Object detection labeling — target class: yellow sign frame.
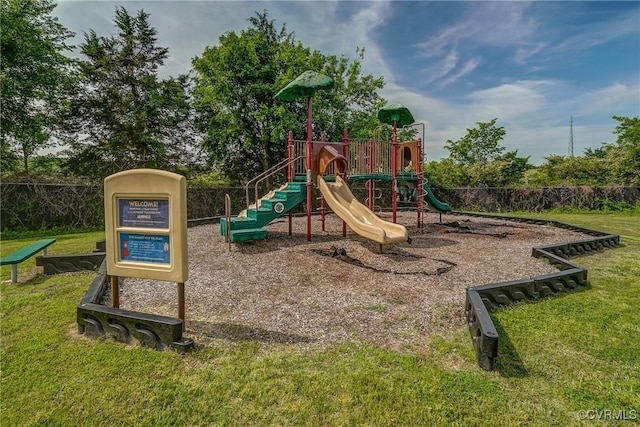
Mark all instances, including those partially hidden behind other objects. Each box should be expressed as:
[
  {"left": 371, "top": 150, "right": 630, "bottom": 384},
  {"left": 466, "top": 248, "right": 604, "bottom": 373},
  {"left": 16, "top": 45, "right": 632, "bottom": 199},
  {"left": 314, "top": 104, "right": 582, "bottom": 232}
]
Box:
[{"left": 104, "top": 169, "right": 188, "bottom": 282}]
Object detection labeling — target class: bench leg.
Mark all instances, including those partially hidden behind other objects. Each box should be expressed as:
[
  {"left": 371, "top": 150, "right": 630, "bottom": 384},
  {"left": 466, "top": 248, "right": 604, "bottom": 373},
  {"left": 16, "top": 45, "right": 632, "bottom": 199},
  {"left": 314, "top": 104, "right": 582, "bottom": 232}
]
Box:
[{"left": 11, "top": 265, "right": 18, "bottom": 283}]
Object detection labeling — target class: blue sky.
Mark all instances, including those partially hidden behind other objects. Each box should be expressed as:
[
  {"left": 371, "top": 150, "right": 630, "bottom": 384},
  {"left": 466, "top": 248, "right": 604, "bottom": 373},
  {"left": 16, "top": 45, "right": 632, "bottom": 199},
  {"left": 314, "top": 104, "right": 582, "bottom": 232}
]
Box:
[{"left": 52, "top": 1, "right": 639, "bottom": 164}]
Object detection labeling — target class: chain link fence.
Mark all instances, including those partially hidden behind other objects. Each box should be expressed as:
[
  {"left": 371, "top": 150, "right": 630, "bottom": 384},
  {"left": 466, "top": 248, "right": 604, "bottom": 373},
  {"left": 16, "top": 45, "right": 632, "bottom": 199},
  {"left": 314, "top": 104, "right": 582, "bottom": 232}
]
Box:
[{"left": 1, "top": 182, "right": 638, "bottom": 231}]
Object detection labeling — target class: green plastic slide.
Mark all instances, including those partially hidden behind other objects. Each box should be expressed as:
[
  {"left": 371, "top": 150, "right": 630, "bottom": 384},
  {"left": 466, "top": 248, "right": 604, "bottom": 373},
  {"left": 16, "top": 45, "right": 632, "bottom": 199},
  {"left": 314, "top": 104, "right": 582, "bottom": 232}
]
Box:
[{"left": 422, "top": 182, "right": 452, "bottom": 212}]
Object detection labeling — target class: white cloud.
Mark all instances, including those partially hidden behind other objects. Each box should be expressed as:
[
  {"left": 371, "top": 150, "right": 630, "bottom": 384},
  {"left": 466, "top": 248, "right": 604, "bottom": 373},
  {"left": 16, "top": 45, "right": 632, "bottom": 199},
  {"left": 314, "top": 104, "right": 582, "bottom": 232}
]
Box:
[
  {"left": 413, "top": 2, "right": 540, "bottom": 86},
  {"left": 416, "top": 24, "right": 467, "bottom": 58},
  {"left": 513, "top": 42, "right": 548, "bottom": 66},
  {"left": 572, "top": 83, "right": 640, "bottom": 117},
  {"left": 436, "top": 57, "right": 481, "bottom": 89},
  {"left": 416, "top": 2, "right": 538, "bottom": 53},
  {"left": 50, "top": 1, "right": 638, "bottom": 166},
  {"left": 551, "top": 9, "right": 640, "bottom": 55},
  {"left": 422, "top": 49, "right": 459, "bottom": 85},
  {"left": 344, "top": 72, "right": 585, "bottom": 163},
  {"left": 468, "top": 80, "right": 561, "bottom": 120},
  {"left": 320, "top": 1, "right": 394, "bottom": 82},
  {"left": 464, "top": 2, "right": 539, "bottom": 47}
]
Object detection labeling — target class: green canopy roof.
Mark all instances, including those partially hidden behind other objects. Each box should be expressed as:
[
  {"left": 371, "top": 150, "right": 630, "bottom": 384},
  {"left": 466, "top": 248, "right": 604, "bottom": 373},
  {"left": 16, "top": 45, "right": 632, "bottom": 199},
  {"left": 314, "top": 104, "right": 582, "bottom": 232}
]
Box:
[
  {"left": 274, "top": 70, "right": 334, "bottom": 101},
  {"left": 377, "top": 103, "right": 415, "bottom": 127}
]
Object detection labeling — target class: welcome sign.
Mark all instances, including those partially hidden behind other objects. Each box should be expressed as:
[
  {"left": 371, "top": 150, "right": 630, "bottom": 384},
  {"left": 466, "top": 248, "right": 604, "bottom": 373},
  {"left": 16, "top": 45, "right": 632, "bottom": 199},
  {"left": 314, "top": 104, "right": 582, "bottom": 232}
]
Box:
[
  {"left": 104, "top": 169, "right": 188, "bottom": 282},
  {"left": 118, "top": 199, "right": 170, "bottom": 229}
]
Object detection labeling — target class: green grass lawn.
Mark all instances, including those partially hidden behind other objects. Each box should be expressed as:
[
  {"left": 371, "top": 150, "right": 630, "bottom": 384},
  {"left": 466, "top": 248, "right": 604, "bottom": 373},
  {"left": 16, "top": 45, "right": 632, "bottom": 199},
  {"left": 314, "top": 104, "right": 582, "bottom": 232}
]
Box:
[{"left": 1, "top": 214, "right": 639, "bottom": 426}]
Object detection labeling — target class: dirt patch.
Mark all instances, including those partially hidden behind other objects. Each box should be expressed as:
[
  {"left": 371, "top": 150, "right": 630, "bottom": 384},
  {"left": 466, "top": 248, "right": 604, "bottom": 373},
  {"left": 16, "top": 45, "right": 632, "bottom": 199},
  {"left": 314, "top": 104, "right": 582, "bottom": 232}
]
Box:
[
  {"left": 111, "top": 212, "right": 587, "bottom": 353},
  {"left": 311, "top": 246, "right": 456, "bottom": 276}
]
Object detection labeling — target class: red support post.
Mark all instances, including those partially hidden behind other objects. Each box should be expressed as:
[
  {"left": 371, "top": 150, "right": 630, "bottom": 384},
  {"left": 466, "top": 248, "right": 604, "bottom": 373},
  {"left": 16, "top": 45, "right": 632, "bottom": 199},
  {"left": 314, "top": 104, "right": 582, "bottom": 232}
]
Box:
[
  {"left": 342, "top": 129, "right": 348, "bottom": 237},
  {"left": 368, "top": 139, "right": 374, "bottom": 210},
  {"left": 320, "top": 133, "right": 326, "bottom": 231},
  {"left": 306, "top": 97, "right": 313, "bottom": 242},
  {"left": 288, "top": 130, "right": 294, "bottom": 235},
  {"left": 287, "top": 130, "right": 293, "bottom": 182},
  {"left": 392, "top": 121, "right": 398, "bottom": 223},
  {"left": 416, "top": 138, "right": 423, "bottom": 228},
  {"left": 342, "top": 129, "right": 349, "bottom": 165}
]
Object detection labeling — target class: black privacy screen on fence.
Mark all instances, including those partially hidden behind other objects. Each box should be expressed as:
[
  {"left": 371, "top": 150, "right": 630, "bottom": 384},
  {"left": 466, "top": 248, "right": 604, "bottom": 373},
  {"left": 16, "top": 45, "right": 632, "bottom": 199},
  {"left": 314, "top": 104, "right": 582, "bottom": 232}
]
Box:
[
  {"left": 440, "top": 186, "right": 640, "bottom": 212},
  {"left": 1, "top": 182, "right": 638, "bottom": 231}
]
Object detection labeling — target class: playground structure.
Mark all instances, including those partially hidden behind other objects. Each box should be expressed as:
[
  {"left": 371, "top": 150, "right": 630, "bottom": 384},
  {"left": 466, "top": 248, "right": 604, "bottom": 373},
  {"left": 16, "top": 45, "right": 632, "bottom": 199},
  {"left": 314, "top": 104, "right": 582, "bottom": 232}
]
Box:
[{"left": 220, "top": 125, "right": 452, "bottom": 246}]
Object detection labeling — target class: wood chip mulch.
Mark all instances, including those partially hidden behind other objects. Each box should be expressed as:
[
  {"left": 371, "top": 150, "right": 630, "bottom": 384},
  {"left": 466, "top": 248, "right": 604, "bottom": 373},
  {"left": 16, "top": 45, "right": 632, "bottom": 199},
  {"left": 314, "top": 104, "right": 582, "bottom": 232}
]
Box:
[{"left": 112, "top": 212, "right": 588, "bottom": 353}]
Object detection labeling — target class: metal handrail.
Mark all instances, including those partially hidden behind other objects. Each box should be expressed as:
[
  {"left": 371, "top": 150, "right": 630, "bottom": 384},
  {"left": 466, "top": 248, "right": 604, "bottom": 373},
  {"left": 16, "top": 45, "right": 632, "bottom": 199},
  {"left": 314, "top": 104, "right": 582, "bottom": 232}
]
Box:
[
  {"left": 244, "top": 156, "right": 305, "bottom": 208},
  {"left": 244, "top": 157, "right": 292, "bottom": 208},
  {"left": 253, "top": 156, "right": 305, "bottom": 209},
  {"left": 224, "top": 194, "right": 231, "bottom": 250}
]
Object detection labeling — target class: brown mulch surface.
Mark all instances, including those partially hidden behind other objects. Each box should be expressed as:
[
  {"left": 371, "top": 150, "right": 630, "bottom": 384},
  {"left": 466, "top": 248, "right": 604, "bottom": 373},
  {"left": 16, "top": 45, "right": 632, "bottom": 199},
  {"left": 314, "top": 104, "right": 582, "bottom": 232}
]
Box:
[{"left": 114, "top": 212, "right": 587, "bottom": 353}]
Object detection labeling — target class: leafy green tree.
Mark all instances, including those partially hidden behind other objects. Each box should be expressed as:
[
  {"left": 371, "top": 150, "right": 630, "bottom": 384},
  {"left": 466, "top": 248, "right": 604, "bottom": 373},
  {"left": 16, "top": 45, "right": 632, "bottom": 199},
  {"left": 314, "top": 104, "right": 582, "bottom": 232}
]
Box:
[
  {"left": 532, "top": 116, "right": 640, "bottom": 187},
  {"left": 424, "top": 158, "right": 469, "bottom": 189},
  {"left": 496, "top": 151, "right": 532, "bottom": 184},
  {"left": 192, "top": 11, "right": 385, "bottom": 183},
  {"left": 444, "top": 118, "right": 506, "bottom": 165},
  {"left": 63, "top": 6, "right": 194, "bottom": 180},
  {"left": 607, "top": 115, "right": 640, "bottom": 185},
  {"left": 1, "top": 0, "right": 76, "bottom": 174},
  {"left": 524, "top": 155, "right": 611, "bottom": 187},
  {"left": 583, "top": 145, "right": 611, "bottom": 159},
  {"left": 466, "top": 152, "right": 531, "bottom": 187},
  {"left": 437, "top": 118, "right": 531, "bottom": 187},
  {"left": 0, "top": 141, "right": 19, "bottom": 173}
]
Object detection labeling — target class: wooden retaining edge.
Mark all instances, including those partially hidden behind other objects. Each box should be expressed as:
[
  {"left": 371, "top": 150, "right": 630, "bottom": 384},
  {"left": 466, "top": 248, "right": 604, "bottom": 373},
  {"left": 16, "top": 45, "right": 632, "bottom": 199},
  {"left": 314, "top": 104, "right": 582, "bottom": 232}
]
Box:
[
  {"left": 76, "top": 260, "right": 194, "bottom": 352},
  {"left": 76, "top": 212, "right": 619, "bottom": 361}
]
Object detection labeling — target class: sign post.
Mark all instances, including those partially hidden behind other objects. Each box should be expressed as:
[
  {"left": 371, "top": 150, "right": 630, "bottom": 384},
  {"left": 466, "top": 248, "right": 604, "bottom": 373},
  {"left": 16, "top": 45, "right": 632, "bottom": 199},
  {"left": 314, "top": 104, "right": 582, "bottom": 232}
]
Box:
[{"left": 104, "top": 169, "right": 188, "bottom": 330}]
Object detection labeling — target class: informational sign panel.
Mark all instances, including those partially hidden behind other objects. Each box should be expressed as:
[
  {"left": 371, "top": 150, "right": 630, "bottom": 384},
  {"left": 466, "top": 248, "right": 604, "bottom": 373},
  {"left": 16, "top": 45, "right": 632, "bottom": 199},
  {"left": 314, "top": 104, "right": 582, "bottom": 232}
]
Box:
[
  {"left": 119, "top": 232, "right": 171, "bottom": 264},
  {"left": 118, "top": 199, "right": 170, "bottom": 229},
  {"left": 104, "top": 169, "right": 188, "bottom": 282}
]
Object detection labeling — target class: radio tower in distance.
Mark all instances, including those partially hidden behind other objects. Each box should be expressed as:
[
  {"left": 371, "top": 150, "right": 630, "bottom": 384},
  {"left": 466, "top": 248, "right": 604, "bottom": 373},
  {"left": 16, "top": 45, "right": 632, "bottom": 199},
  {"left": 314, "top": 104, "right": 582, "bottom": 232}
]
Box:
[{"left": 569, "top": 116, "right": 574, "bottom": 157}]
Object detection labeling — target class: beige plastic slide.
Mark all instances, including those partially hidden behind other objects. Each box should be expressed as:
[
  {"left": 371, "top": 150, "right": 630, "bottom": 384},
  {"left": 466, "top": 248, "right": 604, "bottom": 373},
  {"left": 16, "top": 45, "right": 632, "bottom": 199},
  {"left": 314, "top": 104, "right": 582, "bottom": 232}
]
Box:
[{"left": 318, "top": 175, "right": 408, "bottom": 245}]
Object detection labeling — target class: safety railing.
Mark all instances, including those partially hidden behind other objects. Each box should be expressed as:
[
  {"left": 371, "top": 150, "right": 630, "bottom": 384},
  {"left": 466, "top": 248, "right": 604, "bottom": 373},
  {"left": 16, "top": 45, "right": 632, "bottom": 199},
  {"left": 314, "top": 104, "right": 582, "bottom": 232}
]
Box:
[
  {"left": 364, "top": 185, "right": 384, "bottom": 214},
  {"left": 244, "top": 156, "right": 304, "bottom": 209},
  {"left": 224, "top": 193, "right": 231, "bottom": 250}
]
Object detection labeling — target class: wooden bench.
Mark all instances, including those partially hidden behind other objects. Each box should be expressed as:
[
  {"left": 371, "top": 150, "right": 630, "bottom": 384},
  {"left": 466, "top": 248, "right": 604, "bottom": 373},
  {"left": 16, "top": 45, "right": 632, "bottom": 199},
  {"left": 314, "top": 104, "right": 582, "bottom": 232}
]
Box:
[{"left": 1, "top": 238, "right": 56, "bottom": 283}]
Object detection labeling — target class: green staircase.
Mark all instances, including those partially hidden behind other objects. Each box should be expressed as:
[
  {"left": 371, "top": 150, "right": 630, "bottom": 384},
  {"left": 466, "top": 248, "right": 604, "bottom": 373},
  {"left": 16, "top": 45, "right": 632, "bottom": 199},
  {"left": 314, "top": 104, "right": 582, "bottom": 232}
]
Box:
[{"left": 220, "top": 182, "right": 306, "bottom": 242}]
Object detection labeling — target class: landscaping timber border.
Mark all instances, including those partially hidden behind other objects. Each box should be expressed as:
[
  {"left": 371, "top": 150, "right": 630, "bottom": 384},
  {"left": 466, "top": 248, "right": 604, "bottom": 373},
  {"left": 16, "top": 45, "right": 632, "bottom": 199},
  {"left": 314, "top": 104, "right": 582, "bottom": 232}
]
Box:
[
  {"left": 73, "top": 214, "right": 619, "bottom": 360},
  {"left": 76, "top": 260, "right": 194, "bottom": 352},
  {"left": 37, "top": 252, "right": 106, "bottom": 275},
  {"left": 73, "top": 221, "right": 213, "bottom": 351},
  {"left": 455, "top": 211, "right": 620, "bottom": 371}
]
